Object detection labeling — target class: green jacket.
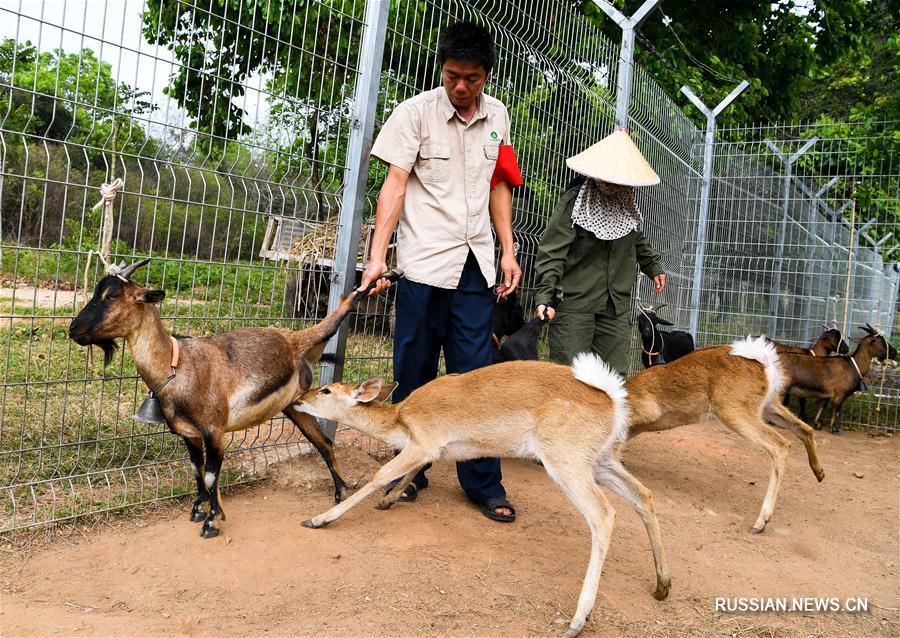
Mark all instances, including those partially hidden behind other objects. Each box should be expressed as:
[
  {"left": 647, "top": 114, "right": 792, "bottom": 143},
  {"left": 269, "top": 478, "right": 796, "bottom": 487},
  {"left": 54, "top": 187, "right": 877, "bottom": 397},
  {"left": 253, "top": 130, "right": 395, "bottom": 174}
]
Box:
[{"left": 534, "top": 182, "right": 664, "bottom": 315}]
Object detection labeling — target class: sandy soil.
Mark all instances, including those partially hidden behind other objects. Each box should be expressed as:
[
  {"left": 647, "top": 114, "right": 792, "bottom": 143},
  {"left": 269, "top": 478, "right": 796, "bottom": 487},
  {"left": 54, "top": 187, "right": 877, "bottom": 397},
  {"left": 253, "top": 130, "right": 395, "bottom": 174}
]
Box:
[{"left": 1, "top": 424, "right": 898, "bottom": 637}]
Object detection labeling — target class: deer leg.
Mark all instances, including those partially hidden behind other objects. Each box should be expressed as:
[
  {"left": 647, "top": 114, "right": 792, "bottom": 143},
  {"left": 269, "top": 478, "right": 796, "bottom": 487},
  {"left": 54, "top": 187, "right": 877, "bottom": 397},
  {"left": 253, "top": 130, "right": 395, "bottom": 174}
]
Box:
[
  {"left": 764, "top": 402, "right": 825, "bottom": 482},
  {"left": 377, "top": 465, "right": 427, "bottom": 510},
  {"left": 541, "top": 458, "right": 615, "bottom": 638},
  {"left": 303, "top": 446, "right": 429, "bottom": 529},
  {"left": 200, "top": 429, "right": 227, "bottom": 539},
  {"left": 283, "top": 405, "right": 347, "bottom": 503},
  {"left": 594, "top": 455, "right": 671, "bottom": 601},
  {"left": 183, "top": 435, "right": 210, "bottom": 522},
  {"left": 719, "top": 415, "right": 789, "bottom": 534}
]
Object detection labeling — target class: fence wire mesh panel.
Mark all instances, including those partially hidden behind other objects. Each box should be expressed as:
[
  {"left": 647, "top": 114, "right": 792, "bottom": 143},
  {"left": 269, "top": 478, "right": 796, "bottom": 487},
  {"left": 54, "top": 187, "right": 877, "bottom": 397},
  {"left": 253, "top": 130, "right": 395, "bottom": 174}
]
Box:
[
  {"left": 696, "top": 121, "right": 898, "bottom": 432},
  {"left": 0, "top": 0, "right": 897, "bottom": 533},
  {"left": 0, "top": 0, "right": 370, "bottom": 532}
]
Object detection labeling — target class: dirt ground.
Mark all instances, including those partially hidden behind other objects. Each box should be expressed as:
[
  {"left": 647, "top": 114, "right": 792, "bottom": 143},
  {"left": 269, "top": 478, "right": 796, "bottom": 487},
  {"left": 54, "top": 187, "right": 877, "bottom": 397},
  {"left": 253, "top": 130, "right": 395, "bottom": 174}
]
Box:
[{"left": 1, "top": 424, "right": 898, "bottom": 638}]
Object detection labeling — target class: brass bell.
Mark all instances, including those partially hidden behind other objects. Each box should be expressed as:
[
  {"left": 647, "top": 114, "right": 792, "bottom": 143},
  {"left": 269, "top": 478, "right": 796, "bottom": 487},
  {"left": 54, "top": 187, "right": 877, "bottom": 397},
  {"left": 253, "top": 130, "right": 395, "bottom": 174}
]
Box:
[{"left": 133, "top": 391, "right": 167, "bottom": 425}]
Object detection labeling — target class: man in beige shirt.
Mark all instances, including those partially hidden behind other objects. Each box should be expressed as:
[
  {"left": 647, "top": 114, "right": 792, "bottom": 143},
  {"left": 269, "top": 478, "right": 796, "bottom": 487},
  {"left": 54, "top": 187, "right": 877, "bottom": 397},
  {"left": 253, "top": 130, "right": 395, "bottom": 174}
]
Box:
[{"left": 359, "top": 21, "right": 521, "bottom": 522}]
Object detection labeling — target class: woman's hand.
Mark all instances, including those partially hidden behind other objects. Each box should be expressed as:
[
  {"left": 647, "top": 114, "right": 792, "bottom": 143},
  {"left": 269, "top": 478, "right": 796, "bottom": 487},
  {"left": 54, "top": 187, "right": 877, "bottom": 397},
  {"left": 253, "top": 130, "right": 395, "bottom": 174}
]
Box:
[
  {"left": 537, "top": 304, "right": 556, "bottom": 321},
  {"left": 653, "top": 273, "right": 667, "bottom": 294}
]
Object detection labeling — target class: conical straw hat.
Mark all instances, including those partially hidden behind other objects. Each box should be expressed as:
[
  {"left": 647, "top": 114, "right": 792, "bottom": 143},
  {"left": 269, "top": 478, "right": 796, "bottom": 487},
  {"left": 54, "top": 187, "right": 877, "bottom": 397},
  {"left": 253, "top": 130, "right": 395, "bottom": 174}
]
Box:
[{"left": 566, "top": 129, "right": 660, "bottom": 186}]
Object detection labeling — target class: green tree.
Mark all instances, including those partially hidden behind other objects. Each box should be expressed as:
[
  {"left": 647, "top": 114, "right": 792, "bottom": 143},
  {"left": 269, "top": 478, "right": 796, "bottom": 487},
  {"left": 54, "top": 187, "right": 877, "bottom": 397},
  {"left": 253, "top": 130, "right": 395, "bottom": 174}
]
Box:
[
  {"left": 0, "top": 38, "right": 156, "bottom": 163},
  {"left": 579, "top": 0, "right": 866, "bottom": 127}
]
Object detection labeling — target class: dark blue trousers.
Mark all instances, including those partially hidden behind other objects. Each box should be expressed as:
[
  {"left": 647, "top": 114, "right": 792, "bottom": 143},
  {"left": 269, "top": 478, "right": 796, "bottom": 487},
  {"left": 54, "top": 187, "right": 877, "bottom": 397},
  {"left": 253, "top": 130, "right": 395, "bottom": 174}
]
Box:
[{"left": 392, "top": 251, "right": 506, "bottom": 505}]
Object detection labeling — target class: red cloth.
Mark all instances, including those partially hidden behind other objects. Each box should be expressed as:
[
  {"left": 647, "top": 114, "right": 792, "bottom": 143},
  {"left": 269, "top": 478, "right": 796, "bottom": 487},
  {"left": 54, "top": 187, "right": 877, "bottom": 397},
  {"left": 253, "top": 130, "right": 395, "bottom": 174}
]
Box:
[{"left": 490, "top": 144, "right": 524, "bottom": 190}]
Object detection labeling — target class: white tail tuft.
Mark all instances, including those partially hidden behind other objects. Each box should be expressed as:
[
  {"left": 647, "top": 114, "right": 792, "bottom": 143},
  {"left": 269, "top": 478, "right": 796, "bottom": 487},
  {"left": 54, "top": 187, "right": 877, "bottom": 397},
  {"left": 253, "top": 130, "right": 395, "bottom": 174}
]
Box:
[
  {"left": 571, "top": 352, "right": 630, "bottom": 445},
  {"left": 729, "top": 336, "right": 785, "bottom": 402}
]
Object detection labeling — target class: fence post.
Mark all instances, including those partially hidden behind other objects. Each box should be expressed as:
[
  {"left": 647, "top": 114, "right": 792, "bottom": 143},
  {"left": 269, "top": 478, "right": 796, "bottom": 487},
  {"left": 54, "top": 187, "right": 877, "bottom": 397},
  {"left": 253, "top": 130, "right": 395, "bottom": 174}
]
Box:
[
  {"left": 680, "top": 81, "right": 748, "bottom": 337},
  {"left": 764, "top": 137, "right": 817, "bottom": 338},
  {"left": 844, "top": 217, "right": 876, "bottom": 335},
  {"left": 593, "top": 0, "right": 660, "bottom": 129},
  {"left": 317, "top": 0, "right": 389, "bottom": 439},
  {"left": 794, "top": 175, "right": 839, "bottom": 341}
]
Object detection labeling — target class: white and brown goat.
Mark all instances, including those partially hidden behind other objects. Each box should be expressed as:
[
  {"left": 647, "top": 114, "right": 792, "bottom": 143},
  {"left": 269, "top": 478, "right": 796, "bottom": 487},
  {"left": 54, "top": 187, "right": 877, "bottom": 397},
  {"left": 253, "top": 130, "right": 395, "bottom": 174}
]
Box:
[
  {"left": 69, "top": 258, "right": 384, "bottom": 538},
  {"left": 626, "top": 337, "right": 826, "bottom": 534},
  {"left": 780, "top": 324, "right": 897, "bottom": 434},
  {"left": 294, "top": 356, "right": 671, "bottom": 638}
]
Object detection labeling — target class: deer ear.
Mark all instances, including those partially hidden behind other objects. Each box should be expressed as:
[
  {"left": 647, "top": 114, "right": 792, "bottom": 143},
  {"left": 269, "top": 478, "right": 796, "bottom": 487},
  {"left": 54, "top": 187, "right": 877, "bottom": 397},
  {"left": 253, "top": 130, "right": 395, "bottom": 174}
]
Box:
[
  {"left": 351, "top": 378, "right": 383, "bottom": 403},
  {"left": 136, "top": 289, "right": 165, "bottom": 304},
  {"left": 375, "top": 381, "right": 399, "bottom": 403}
]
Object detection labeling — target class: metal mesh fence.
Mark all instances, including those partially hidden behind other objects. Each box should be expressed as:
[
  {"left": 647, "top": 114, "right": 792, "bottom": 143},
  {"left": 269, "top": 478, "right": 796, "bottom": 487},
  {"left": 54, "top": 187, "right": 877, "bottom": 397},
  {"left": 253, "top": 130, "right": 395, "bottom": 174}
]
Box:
[{"left": 0, "top": 0, "right": 896, "bottom": 532}]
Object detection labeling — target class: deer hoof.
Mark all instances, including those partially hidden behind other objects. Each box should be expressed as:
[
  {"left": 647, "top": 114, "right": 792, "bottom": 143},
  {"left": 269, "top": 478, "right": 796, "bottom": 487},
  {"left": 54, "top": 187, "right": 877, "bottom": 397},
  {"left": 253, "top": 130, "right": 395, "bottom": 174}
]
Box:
[{"left": 654, "top": 579, "right": 671, "bottom": 601}]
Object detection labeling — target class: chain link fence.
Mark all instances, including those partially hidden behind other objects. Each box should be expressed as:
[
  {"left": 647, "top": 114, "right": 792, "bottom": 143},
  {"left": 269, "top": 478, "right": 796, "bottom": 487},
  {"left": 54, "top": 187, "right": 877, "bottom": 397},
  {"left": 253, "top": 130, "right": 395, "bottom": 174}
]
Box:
[{"left": 0, "top": 0, "right": 896, "bottom": 533}]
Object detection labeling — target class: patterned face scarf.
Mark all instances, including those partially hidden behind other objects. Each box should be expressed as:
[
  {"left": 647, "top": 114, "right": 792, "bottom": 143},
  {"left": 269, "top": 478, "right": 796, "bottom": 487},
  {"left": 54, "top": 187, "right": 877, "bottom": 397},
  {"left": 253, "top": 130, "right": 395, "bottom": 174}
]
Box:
[{"left": 571, "top": 179, "right": 643, "bottom": 240}]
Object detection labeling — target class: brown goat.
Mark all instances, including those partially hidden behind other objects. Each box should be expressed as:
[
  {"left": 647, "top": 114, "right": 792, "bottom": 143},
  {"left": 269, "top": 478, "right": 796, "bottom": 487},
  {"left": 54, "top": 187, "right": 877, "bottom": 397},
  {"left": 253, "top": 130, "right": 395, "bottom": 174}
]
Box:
[
  {"left": 769, "top": 327, "right": 850, "bottom": 420},
  {"left": 69, "top": 258, "right": 390, "bottom": 538},
  {"left": 293, "top": 355, "right": 671, "bottom": 638},
  {"left": 780, "top": 325, "right": 897, "bottom": 434},
  {"left": 626, "top": 337, "right": 825, "bottom": 534}
]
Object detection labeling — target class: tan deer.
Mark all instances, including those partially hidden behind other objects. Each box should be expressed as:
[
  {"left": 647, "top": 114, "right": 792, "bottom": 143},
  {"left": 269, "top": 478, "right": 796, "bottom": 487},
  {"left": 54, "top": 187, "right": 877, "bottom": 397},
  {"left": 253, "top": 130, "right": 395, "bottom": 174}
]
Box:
[
  {"left": 293, "top": 354, "right": 671, "bottom": 638},
  {"left": 625, "top": 336, "right": 826, "bottom": 534}
]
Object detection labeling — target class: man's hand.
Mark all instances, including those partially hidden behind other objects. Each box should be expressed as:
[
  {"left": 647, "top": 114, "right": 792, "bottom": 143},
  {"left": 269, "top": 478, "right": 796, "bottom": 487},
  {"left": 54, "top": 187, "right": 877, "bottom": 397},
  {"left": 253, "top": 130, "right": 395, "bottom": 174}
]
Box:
[
  {"left": 653, "top": 273, "right": 667, "bottom": 294},
  {"left": 495, "top": 252, "right": 521, "bottom": 298},
  {"left": 536, "top": 304, "right": 556, "bottom": 321},
  {"left": 359, "top": 260, "right": 392, "bottom": 296}
]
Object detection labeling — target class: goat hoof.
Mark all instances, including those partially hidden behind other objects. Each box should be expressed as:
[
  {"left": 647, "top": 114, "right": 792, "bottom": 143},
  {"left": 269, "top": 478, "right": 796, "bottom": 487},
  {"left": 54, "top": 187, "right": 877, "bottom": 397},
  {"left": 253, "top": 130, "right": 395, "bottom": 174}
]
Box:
[
  {"left": 654, "top": 579, "right": 671, "bottom": 601},
  {"left": 830, "top": 429, "right": 841, "bottom": 435},
  {"left": 750, "top": 525, "right": 765, "bottom": 534},
  {"left": 564, "top": 622, "right": 584, "bottom": 638},
  {"left": 190, "top": 510, "right": 205, "bottom": 523},
  {"left": 812, "top": 423, "right": 822, "bottom": 430},
  {"left": 302, "top": 519, "right": 320, "bottom": 529},
  {"left": 334, "top": 488, "right": 347, "bottom": 504},
  {"left": 814, "top": 468, "right": 825, "bottom": 482},
  {"left": 375, "top": 499, "right": 393, "bottom": 510},
  {"left": 200, "top": 524, "right": 219, "bottom": 539}
]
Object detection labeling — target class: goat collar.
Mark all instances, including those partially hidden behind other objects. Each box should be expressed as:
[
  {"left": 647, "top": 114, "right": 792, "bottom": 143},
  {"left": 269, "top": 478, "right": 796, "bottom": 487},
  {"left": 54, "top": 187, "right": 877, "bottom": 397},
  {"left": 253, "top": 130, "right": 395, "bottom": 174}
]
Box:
[
  {"left": 149, "top": 337, "right": 179, "bottom": 396},
  {"left": 169, "top": 336, "right": 180, "bottom": 368},
  {"left": 642, "top": 346, "right": 661, "bottom": 356},
  {"left": 847, "top": 354, "right": 863, "bottom": 381}
]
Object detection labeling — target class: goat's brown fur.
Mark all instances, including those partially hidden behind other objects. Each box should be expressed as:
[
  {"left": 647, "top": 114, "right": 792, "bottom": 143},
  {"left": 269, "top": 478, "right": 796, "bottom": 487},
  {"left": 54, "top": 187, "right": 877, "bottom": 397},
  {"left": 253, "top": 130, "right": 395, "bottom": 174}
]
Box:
[
  {"left": 626, "top": 343, "right": 825, "bottom": 534},
  {"left": 69, "top": 261, "right": 365, "bottom": 537},
  {"left": 294, "top": 358, "right": 671, "bottom": 638},
  {"left": 781, "top": 329, "right": 896, "bottom": 433}
]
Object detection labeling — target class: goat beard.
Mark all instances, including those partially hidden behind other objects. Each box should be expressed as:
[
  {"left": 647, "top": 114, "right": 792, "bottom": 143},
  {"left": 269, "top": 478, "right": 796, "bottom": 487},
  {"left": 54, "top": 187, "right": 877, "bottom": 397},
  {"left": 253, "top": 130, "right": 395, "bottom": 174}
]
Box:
[{"left": 93, "top": 340, "right": 119, "bottom": 367}]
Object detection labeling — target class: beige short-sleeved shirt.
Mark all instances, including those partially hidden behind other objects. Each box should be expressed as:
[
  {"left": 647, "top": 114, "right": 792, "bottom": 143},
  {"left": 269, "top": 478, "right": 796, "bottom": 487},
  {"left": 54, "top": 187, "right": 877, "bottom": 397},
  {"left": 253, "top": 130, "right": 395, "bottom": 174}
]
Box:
[{"left": 370, "top": 87, "right": 511, "bottom": 289}]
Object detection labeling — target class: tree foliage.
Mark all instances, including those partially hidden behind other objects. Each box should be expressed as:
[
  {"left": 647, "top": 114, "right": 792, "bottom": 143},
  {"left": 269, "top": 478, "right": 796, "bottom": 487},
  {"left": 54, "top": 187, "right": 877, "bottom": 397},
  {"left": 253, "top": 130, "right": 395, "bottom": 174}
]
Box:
[
  {"left": 579, "top": 0, "right": 866, "bottom": 127},
  {"left": 0, "top": 38, "right": 156, "bottom": 162}
]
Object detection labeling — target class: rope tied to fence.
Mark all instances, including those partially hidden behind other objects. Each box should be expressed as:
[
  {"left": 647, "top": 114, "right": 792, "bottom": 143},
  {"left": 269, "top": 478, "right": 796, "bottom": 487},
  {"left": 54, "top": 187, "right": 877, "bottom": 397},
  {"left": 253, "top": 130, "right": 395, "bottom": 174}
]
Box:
[{"left": 82, "top": 178, "right": 126, "bottom": 303}]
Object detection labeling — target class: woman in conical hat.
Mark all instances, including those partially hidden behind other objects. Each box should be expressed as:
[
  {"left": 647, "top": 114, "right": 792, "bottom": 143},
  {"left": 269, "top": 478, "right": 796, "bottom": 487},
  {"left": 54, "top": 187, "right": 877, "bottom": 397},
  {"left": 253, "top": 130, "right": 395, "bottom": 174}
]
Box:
[{"left": 533, "top": 129, "right": 667, "bottom": 376}]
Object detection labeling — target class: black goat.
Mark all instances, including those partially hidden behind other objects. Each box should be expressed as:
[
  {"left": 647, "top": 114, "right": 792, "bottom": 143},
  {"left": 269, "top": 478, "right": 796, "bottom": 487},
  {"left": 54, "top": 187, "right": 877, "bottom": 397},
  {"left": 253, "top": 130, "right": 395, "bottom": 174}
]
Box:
[
  {"left": 636, "top": 304, "right": 695, "bottom": 368},
  {"left": 492, "top": 288, "right": 563, "bottom": 364}
]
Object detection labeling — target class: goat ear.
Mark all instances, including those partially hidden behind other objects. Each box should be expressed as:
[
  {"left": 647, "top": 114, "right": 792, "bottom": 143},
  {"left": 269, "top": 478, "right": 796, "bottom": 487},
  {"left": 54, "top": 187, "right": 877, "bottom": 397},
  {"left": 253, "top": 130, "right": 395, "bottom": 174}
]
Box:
[
  {"left": 375, "top": 381, "right": 399, "bottom": 403},
  {"left": 351, "top": 378, "right": 383, "bottom": 403},
  {"left": 656, "top": 317, "right": 674, "bottom": 327},
  {"left": 136, "top": 289, "right": 165, "bottom": 305}
]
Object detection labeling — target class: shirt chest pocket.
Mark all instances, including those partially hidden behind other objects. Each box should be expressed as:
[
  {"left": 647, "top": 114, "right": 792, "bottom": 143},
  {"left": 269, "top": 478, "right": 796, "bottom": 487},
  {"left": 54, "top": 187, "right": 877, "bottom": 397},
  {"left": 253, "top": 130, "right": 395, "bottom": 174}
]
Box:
[
  {"left": 483, "top": 144, "right": 499, "bottom": 182},
  {"left": 415, "top": 143, "right": 451, "bottom": 183}
]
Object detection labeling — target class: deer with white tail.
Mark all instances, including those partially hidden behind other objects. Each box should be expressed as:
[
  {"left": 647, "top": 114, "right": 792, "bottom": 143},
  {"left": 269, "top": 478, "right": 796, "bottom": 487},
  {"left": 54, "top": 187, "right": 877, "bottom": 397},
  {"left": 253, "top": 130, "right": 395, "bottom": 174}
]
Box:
[
  {"left": 293, "top": 355, "right": 671, "bottom": 638},
  {"left": 626, "top": 336, "right": 826, "bottom": 534}
]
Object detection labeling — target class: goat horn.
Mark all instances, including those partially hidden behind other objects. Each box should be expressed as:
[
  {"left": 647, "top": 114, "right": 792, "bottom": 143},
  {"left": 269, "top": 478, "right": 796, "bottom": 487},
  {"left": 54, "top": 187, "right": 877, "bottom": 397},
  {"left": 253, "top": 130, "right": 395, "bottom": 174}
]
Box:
[
  {"left": 118, "top": 257, "right": 151, "bottom": 281},
  {"left": 655, "top": 303, "right": 668, "bottom": 311}
]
